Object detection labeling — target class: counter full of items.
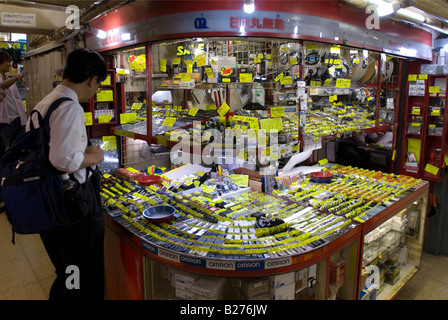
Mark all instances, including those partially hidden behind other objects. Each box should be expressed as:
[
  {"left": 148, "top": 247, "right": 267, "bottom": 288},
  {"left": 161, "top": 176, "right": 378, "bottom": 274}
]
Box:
[{"left": 100, "top": 162, "right": 426, "bottom": 276}]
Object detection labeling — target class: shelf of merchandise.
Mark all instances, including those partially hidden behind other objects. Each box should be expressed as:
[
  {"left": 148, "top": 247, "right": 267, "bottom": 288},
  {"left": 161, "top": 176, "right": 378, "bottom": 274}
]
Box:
[
  {"left": 84, "top": 68, "right": 118, "bottom": 139},
  {"left": 399, "top": 74, "right": 448, "bottom": 182},
  {"left": 102, "top": 177, "right": 429, "bottom": 300},
  {"left": 108, "top": 40, "right": 398, "bottom": 156},
  {"left": 357, "top": 180, "right": 429, "bottom": 300}
]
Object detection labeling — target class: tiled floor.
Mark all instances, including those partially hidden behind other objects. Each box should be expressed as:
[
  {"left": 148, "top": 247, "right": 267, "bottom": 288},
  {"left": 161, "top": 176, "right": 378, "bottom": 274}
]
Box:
[
  {"left": 0, "top": 213, "right": 54, "bottom": 299},
  {"left": 1, "top": 212, "right": 447, "bottom": 300}
]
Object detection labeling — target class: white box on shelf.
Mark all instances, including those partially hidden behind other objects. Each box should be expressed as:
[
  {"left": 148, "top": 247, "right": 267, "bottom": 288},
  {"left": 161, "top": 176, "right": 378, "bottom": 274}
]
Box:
[
  {"left": 270, "top": 282, "right": 295, "bottom": 300},
  {"left": 269, "top": 272, "right": 295, "bottom": 288}
]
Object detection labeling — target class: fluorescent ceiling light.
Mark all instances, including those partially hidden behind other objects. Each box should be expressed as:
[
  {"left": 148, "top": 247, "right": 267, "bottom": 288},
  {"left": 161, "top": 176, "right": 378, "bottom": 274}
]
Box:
[
  {"left": 377, "top": 2, "right": 394, "bottom": 17},
  {"left": 96, "top": 29, "right": 107, "bottom": 39},
  {"left": 397, "top": 8, "right": 425, "bottom": 23},
  {"left": 422, "top": 23, "right": 448, "bottom": 35},
  {"left": 243, "top": 0, "right": 255, "bottom": 14}
]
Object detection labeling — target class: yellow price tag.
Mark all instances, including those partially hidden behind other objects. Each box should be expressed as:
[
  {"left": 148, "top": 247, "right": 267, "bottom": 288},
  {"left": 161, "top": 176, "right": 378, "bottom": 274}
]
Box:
[
  {"left": 188, "top": 107, "right": 199, "bottom": 117},
  {"left": 162, "top": 117, "right": 176, "bottom": 127},
  {"left": 271, "top": 107, "right": 284, "bottom": 118},
  {"left": 429, "top": 86, "right": 440, "bottom": 93},
  {"left": 98, "top": 114, "right": 113, "bottom": 123},
  {"left": 102, "top": 136, "right": 117, "bottom": 150},
  {"left": 131, "top": 103, "right": 143, "bottom": 110},
  {"left": 179, "top": 73, "right": 191, "bottom": 81},
  {"left": 274, "top": 72, "right": 284, "bottom": 82},
  {"left": 205, "top": 67, "right": 214, "bottom": 78},
  {"left": 120, "top": 113, "right": 137, "bottom": 124},
  {"left": 239, "top": 73, "right": 253, "bottom": 82},
  {"left": 84, "top": 112, "right": 93, "bottom": 126},
  {"left": 160, "top": 59, "right": 167, "bottom": 72},
  {"left": 217, "top": 102, "right": 230, "bottom": 117},
  {"left": 425, "top": 163, "right": 439, "bottom": 176},
  {"left": 96, "top": 90, "right": 114, "bottom": 102}
]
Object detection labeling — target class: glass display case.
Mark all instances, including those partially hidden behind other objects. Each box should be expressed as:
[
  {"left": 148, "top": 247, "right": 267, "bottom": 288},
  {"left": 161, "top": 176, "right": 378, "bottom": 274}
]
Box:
[
  {"left": 102, "top": 165, "right": 429, "bottom": 300},
  {"left": 359, "top": 191, "right": 427, "bottom": 300}
]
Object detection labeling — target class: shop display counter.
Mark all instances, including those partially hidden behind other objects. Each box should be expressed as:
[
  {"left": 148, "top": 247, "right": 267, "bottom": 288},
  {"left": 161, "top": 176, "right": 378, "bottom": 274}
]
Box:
[{"left": 102, "top": 168, "right": 429, "bottom": 300}]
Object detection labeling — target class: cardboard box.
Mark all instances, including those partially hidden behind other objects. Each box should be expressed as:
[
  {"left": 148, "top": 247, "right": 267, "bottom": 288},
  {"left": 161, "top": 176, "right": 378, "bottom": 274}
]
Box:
[
  {"left": 269, "top": 272, "right": 295, "bottom": 288},
  {"left": 175, "top": 287, "right": 195, "bottom": 300},
  {"left": 191, "top": 277, "right": 226, "bottom": 298},
  {"left": 295, "top": 268, "right": 308, "bottom": 293},
  {"left": 270, "top": 282, "right": 295, "bottom": 300}
]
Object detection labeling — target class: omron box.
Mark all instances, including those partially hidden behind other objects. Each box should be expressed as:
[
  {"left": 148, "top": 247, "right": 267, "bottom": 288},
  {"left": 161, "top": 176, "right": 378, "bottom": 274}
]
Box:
[
  {"left": 270, "top": 282, "right": 295, "bottom": 300},
  {"left": 269, "top": 272, "right": 295, "bottom": 288}
]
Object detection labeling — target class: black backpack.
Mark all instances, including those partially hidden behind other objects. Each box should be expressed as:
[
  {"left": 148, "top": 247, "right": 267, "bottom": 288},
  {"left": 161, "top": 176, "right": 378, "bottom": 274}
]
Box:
[{"left": 0, "top": 97, "right": 73, "bottom": 238}]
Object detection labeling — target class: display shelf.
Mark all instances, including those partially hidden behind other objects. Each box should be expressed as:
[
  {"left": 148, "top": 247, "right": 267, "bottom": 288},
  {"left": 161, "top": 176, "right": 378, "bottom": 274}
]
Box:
[
  {"left": 376, "top": 265, "right": 417, "bottom": 300},
  {"left": 358, "top": 181, "right": 428, "bottom": 300},
  {"left": 399, "top": 73, "right": 448, "bottom": 182},
  {"left": 83, "top": 68, "right": 118, "bottom": 139}
]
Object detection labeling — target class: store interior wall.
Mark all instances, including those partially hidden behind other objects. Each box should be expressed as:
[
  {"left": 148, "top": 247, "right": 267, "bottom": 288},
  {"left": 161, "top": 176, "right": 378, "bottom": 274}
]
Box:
[{"left": 23, "top": 48, "right": 68, "bottom": 113}]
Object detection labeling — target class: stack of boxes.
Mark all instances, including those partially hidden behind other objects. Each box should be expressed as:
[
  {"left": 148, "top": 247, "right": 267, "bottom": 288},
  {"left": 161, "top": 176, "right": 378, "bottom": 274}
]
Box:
[
  {"left": 269, "top": 265, "right": 316, "bottom": 300},
  {"left": 170, "top": 268, "right": 228, "bottom": 300}
]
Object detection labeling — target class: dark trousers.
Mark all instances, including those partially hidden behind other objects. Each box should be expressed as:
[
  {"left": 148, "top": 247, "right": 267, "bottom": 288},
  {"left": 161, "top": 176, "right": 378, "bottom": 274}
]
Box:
[
  {"left": 0, "top": 117, "right": 24, "bottom": 158},
  {"left": 39, "top": 178, "right": 105, "bottom": 300}
]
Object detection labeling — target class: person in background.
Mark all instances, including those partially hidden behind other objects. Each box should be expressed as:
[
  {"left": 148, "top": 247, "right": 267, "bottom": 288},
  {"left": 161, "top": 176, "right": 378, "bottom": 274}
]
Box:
[
  {"left": 27, "top": 48, "right": 106, "bottom": 300},
  {"left": 0, "top": 50, "right": 26, "bottom": 158}
]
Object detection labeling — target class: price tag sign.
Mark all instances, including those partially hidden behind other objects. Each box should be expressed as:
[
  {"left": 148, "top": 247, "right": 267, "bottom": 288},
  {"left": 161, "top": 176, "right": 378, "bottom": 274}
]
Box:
[
  {"left": 120, "top": 113, "right": 137, "bottom": 124},
  {"left": 114, "top": 129, "right": 134, "bottom": 139},
  {"left": 335, "top": 79, "right": 351, "bottom": 88},
  {"left": 408, "top": 74, "right": 417, "bottom": 81},
  {"left": 84, "top": 112, "right": 93, "bottom": 126},
  {"left": 179, "top": 73, "right": 191, "bottom": 81},
  {"left": 305, "top": 44, "right": 317, "bottom": 50},
  {"left": 271, "top": 107, "right": 284, "bottom": 118},
  {"left": 102, "top": 136, "right": 117, "bottom": 150},
  {"left": 429, "top": 86, "right": 440, "bottom": 93},
  {"left": 239, "top": 73, "right": 253, "bottom": 82},
  {"left": 131, "top": 103, "right": 143, "bottom": 110},
  {"left": 280, "top": 76, "right": 292, "bottom": 85},
  {"left": 173, "top": 57, "right": 181, "bottom": 65},
  {"left": 274, "top": 72, "right": 284, "bottom": 82},
  {"left": 160, "top": 59, "right": 167, "bottom": 72},
  {"left": 96, "top": 90, "right": 114, "bottom": 102},
  {"left": 188, "top": 107, "right": 199, "bottom": 117},
  {"left": 217, "top": 102, "right": 230, "bottom": 117},
  {"left": 196, "top": 53, "right": 206, "bottom": 67},
  {"left": 98, "top": 114, "right": 113, "bottom": 123},
  {"left": 425, "top": 163, "right": 439, "bottom": 176},
  {"left": 205, "top": 67, "right": 214, "bottom": 78},
  {"left": 162, "top": 117, "right": 176, "bottom": 127}
]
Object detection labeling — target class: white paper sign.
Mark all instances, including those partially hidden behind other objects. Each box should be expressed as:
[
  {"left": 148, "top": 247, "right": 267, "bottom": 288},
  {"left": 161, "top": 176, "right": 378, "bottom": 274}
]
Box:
[{"left": 1, "top": 12, "right": 36, "bottom": 27}]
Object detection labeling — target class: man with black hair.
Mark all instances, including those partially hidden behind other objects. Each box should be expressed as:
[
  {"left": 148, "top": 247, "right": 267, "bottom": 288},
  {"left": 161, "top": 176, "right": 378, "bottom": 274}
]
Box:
[{"left": 27, "top": 48, "right": 107, "bottom": 300}]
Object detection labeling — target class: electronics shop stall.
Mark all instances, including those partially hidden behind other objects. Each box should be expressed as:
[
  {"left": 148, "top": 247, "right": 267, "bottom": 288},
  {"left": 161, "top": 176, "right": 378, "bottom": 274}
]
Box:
[{"left": 84, "top": 0, "right": 433, "bottom": 300}]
